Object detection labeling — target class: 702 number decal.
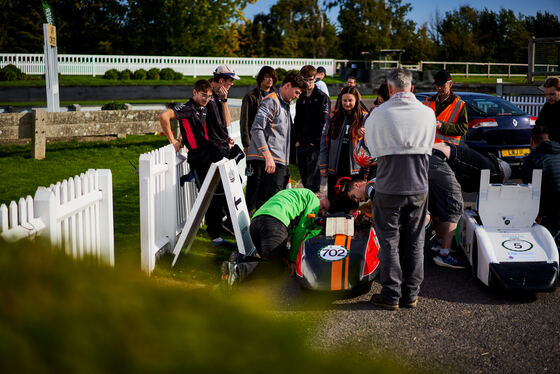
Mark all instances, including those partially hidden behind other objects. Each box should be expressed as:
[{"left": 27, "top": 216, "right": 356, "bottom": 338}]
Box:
[{"left": 318, "top": 245, "right": 349, "bottom": 262}]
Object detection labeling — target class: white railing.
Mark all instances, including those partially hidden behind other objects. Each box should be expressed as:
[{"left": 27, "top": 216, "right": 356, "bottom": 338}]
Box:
[
  {"left": 0, "top": 169, "right": 114, "bottom": 265},
  {"left": 0, "top": 53, "right": 336, "bottom": 77},
  {"left": 139, "top": 145, "right": 198, "bottom": 274},
  {"left": 502, "top": 95, "right": 545, "bottom": 116},
  {"left": 420, "top": 61, "right": 559, "bottom": 78}
]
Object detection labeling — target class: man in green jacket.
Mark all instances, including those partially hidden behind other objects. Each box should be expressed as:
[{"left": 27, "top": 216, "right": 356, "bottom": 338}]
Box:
[{"left": 222, "top": 188, "right": 329, "bottom": 285}]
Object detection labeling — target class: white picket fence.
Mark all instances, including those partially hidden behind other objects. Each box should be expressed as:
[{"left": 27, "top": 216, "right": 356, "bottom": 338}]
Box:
[
  {"left": 139, "top": 145, "right": 198, "bottom": 274},
  {"left": 502, "top": 95, "right": 546, "bottom": 116},
  {"left": 0, "top": 53, "right": 336, "bottom": 77},
  {"left": 139, "top": 119, "right": 246, "bottom": 273},
  {"left": 0, "top": 169, "right": 114, "bottom": 265}
]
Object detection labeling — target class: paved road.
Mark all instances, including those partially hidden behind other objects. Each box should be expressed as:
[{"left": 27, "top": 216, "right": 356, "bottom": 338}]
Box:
[{"left": 266, "top": 253, "right": 559, "bottom": 373}]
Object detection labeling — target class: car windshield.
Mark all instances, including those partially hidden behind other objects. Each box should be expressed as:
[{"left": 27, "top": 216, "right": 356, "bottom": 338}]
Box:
[{"left": 463, "top": 96, "right": 526, "bottom": 117}]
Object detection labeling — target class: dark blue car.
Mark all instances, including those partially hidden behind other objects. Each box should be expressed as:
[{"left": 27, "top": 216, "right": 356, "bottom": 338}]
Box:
[{"left": 416, "top": 92, "right": 537, "bottom": 166}]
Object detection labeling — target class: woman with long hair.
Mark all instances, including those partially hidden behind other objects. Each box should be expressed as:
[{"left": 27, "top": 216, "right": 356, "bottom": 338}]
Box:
[{"left": 319, "top": 86, "right": 368, "bottom": 211}]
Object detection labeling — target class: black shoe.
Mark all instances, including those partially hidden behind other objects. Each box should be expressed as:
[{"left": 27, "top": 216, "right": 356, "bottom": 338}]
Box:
[
  {"left": 370, "top": 294, "right": 399, "bottom": 310},
  {"left": 399, "top": 298, "right": 418, "bottom": 308}
]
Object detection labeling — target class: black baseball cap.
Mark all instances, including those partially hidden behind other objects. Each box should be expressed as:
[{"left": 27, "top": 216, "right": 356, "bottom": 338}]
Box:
[
  {"left": 434, "top": 70, "right": 452, "bottom": 86},
  {"left": 317, "top": 66, "right": 326, "bottom": 75}
]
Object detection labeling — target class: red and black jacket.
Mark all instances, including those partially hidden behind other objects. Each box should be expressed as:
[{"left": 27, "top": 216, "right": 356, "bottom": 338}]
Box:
[{"left": 173, "top": 100, "right": 225, "bottom": 165}]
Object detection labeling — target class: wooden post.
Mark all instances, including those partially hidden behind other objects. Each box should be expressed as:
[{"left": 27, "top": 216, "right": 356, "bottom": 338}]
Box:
[{"left": 32, "top": 109, "right": 47, "bottom": 160}]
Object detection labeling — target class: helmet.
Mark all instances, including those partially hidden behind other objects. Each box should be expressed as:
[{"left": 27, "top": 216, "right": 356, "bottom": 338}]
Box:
[{"left": 353, "top": 139, "right": 376, "bottom": 168}]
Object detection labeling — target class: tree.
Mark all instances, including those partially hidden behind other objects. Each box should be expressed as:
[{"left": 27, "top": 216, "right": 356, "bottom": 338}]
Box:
[
  {"left": 244, "top": 0, "right": 338, "bottom": 58},
  {"left": 124, "top": 0, "right": 254, "bottom": 56},
  {"left": 333, "top": 0, "right": 416, "bottom": 60},
  {"left": 526, "top": 11, "right": 560, "bottom": 37},
  {"left": 0, "top": 0, "right": 45, "bottom": 53}
]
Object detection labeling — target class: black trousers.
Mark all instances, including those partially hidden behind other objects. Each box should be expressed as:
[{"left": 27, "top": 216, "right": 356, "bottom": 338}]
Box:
[
  {"left": 245, "top": 160, "right": 288, "bottom": 212},
  {"left": 190, "top": 161, "right": 229, "bottom": 239},
  {"left": 296, "top": 143, "right": 321, "bottom": 193},
  {"left": 236, "top": 214, "right": 289, "bottom": 279}
]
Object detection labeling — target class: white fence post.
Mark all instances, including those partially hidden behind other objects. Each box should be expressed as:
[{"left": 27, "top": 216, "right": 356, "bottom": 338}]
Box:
[
  {"left": 34, "top": 187, "right": 59, "bottom": 246},
  {"left": 97, "top": 169, "right": 114, "bottom": 266},
  {"left": 139, "top": 152, "right": 156, "bottom": 273},
  {"left": 163, "top": 145, "right": 178, "bottom": 252}
]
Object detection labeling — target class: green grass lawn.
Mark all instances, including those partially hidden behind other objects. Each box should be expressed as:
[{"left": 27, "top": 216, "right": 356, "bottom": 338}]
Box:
[{"left": 0, "top": 135, "right": 235, "bottom": 283}]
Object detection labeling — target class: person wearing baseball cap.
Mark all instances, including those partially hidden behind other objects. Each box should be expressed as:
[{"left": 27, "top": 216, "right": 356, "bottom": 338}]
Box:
[{"left": 315, "top": 66, "right": 330, "bottom": 97}]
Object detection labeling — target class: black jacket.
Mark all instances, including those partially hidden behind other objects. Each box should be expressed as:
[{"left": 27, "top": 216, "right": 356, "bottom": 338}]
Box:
[
  {"left": 240, "top": 87, "right": 266, "bottom": 148},
  {"left": 174, "top": 100, "right": 226, "bottom": 165},
  {"left": 294, "top": 86, "right": 330, "bottom": 146},
  {"left": 536, "top": 101, "right": 560, "bottom": 143},
  {"left": 521, "top": 140, "right": 560, "bottom": 220}
]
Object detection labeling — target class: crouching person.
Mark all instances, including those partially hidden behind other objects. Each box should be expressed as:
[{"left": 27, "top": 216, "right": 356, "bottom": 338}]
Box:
[{"left": 221, "top": 189, "right": 330, "bottom": 286}]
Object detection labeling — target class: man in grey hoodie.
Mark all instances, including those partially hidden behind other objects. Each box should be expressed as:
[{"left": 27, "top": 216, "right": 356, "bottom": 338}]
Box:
[
  {"left": 245, "top": 71, "right": 306, "bottom": 211},
  {"left": 364, "top": 68, "right": 436, "bottom": 310}
]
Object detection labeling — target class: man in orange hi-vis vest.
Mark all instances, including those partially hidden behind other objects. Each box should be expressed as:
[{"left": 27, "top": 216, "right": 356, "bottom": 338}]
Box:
[
  {"left": 424, "top": 70, "right": 469, "bottom": 269},
  {"left": 423, "top": 70, "right": 468, "bottom": 145}
]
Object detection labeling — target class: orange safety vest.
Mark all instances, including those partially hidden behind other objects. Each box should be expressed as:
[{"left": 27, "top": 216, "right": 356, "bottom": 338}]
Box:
[{"left": 424, "top": 97, "right": 466, "bottom": 145}]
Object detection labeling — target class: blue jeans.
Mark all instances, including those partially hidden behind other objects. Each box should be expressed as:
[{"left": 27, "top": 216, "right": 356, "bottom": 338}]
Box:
[
  {"left": 296, "top": 144, "right": 321, "bottom": 193},
  {"left": 373, "top": 192, "right": 428, "bottom": 304}
]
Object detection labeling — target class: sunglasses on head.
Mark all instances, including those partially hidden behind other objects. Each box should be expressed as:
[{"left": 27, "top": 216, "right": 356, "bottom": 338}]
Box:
[{"left": 334, "top": 176, "right": 352, "bottom": 194}]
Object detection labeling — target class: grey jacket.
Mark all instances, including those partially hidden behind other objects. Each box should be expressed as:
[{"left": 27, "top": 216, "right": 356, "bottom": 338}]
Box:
[
  {"left": 247, "top": 90, "right": 292, "bottom": 166},
  {"left": 320, "top": 112, "right": 365, "bottom": 176}
]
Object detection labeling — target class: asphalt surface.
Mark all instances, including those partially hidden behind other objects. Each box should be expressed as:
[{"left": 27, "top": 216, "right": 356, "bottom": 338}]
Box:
[
  {"left": 248, "top": 190, "right": 560, "bottom": 373},
  {"left": 260, "top": 250, "right": 559, "bottom": 374}
]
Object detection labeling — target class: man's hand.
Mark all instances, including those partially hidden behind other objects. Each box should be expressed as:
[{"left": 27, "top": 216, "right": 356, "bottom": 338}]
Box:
[
  {"left": 172, "top": 138, "right": 182, "bottom": 152},
  {"left": 265, "top": 154, "right": 276, "bottom": 174},
  {"left": 357, "top": 127, "right": 365, "bottom": 137},
  {"left": 218, "top": 85, "right": 228, "bottom": 100},
  {"left": 228, "top": 137, "right": 234, "bottom": 149},
  {"left": 320, "top": 169, "right": 328, "bottom": 177}
]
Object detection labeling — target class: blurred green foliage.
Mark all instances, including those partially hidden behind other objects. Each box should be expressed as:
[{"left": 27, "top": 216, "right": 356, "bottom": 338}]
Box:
[{"left": 0, "top": 241, "right": 409, "bottom": 374}]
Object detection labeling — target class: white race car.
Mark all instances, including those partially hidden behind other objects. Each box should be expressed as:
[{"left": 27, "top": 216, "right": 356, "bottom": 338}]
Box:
[{"left": 456, "top": 169, "right": 559, "bottom": 290}]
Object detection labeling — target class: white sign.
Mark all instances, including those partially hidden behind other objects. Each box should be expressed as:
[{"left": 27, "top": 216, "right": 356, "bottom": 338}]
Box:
[
  {"left": 172, "top": 159, "right": 254, "bottom": 266},
  {"left": 502, "top": 239, "right": 533, "bottom": 252},
  {"left": 318, "top": 245, "right": 348, "bottom": 262}
]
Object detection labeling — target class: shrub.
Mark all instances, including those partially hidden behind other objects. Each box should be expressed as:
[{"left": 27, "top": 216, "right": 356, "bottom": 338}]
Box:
[
  {"left": 103, "top": 69, "right": 119, "bottom": 80},
  {"left": 0, "top": 64, "right": 26, "bottom": 81},
  {"left": 147, "top": 68, "right": 160, "bottom": 80},
  {"left": 133, "top": 69, "right": 147, "bottom": 80},
  {"left": 159, "top": 68, "right": 175, "bottom": 80},
  {"left": 119, "top": 69, "right": 132, "bottom": 80},
  {"left": 173, "top": 71, "right": 183, "bottom": 80},
  {"left": 275, "top": 68, "right": 288, "bottom": 82},
  {"left": 101, "top": 101, "right": 127, "bottom": 110}
]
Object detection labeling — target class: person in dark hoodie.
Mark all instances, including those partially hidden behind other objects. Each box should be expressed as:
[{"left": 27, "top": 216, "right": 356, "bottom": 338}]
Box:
[{"left": 521, "top": 126, "right": 560, "bottom": 230}]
